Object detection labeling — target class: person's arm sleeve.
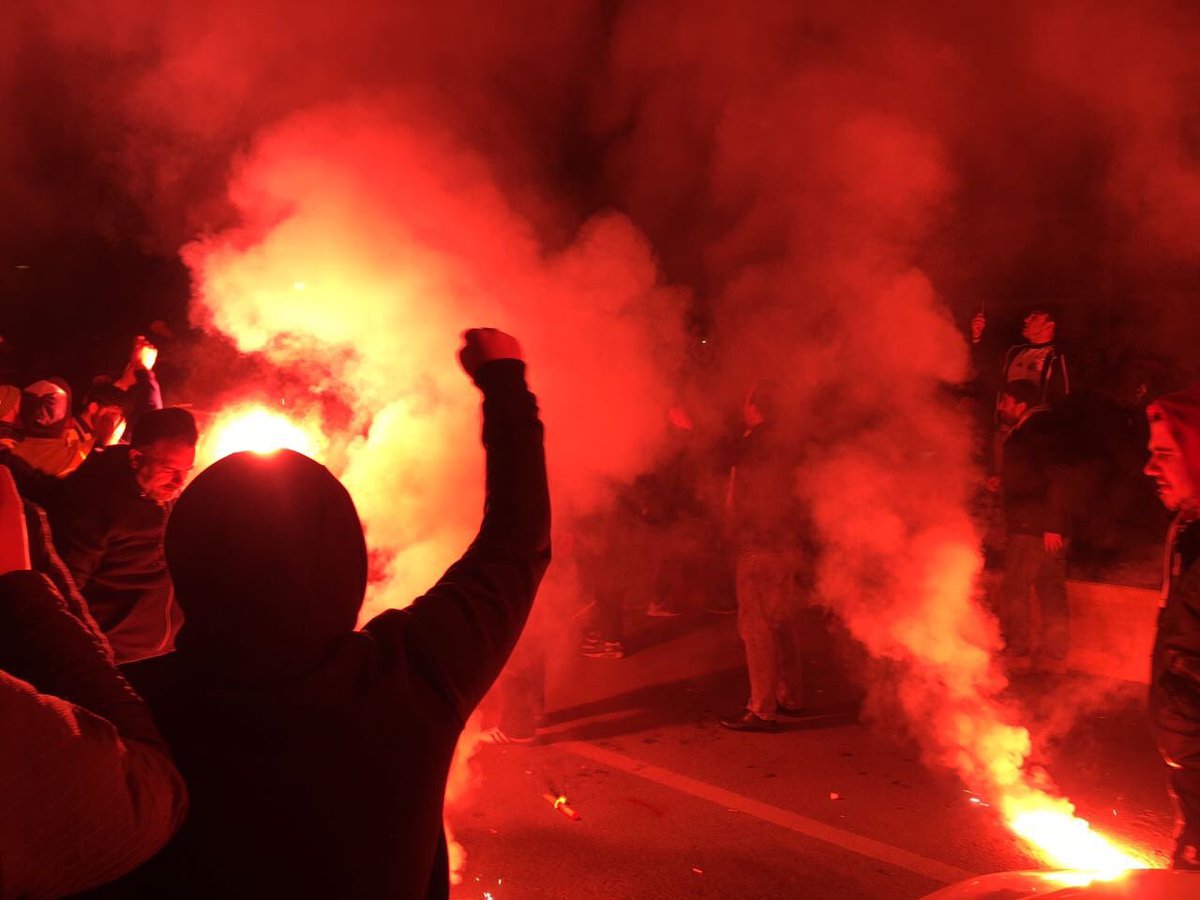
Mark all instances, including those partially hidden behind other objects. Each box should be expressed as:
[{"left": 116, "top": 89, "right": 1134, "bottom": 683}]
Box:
[
  {"left": 1047, "top": 353, "right": 1070, "bottom": 405},
  {"left": 126, "top": 368, "right": 164, "bottom": 434},
  {"left": 52, "top": 490, "right": 112, "bottom": 592},
  {"left": 0, "top": 571, "right": 187, "bottom": 897},
  {"left": 0, "top": 448, "right": 64, "bottom": 509},
  {"left": 22, "top": 499, "right": 109, "bottom": 649},
  {"left": 364, "top": 359, "right": 550, "bottom": 722},
  {"left": 1044, "top": 428, "right": 1070, "bottom": 536},
  {"left": 0, "top": 571, "right": 162, "bottom": 743}
]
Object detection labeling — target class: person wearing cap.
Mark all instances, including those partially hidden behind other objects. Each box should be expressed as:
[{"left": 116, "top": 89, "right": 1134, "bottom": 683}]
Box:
[
  {"left": 49, "top": 407, "right": 198, "bottom": 664},
  {"left": 103, "top": 328, "right": 549, "bottom": 898},
  {"left": 10, "top": 377, "right": 92, "bottom": 476},
  {"left": 1144, "top": 386, "right": 1200, "bottom": 870}
]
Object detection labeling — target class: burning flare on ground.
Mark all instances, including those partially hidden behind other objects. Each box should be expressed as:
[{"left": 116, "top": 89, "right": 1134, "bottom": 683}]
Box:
[{"left": 1002, "top": 790, "right": 1153, "bottom": 874}]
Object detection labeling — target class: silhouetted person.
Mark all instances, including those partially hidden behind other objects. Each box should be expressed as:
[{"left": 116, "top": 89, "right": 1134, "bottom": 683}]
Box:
[
  {"left": 50, "top": 407, "right": 198, "bottom": 663},
  {"left": 0, "top": 468, "right": 187, "bottom": 897},
  {"left": 993, "top": 381, "right": 1070, "bottom": 672},
  {"left": 105, "top": 328, "right": 549, "bottom": 898},
  {"left": 721, "top": 380, "right": 808, "bottom": 733},
  {"left": 1144, "top": 387, "right": 1200, "bottom": 870}
]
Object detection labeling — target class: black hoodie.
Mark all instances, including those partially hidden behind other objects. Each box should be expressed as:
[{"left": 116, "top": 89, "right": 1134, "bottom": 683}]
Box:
[
  {"left": 101, "top": 359, "right": 550, "bottom": 899},
  {"left": 48, "top": 444, "right": 179, "bottom": 663}
]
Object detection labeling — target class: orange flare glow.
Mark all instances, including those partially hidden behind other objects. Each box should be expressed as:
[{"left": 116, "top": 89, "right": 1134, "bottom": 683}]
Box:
[
  {"left": 199, "top": 405, "right": 325, "bottom": 469},
  {"left": 1003, "top": 796, "right": 1152, "bottom": 874}
]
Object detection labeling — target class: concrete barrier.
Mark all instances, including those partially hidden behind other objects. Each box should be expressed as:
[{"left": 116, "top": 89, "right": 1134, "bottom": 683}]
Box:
[{"left": 1065, "top": 579, "right": 1159, "bottom": 684}]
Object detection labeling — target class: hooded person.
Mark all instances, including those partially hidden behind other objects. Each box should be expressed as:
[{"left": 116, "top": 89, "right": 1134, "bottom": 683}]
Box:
[
  {"left": 102, "top": 328, "right": 550, "bottom": 899},
  {"left": 11, "top": 377, "right": 93, "bottom": 476},
  {"left": 1145, "top": 386, "right": 1200, "bottom": 870}
]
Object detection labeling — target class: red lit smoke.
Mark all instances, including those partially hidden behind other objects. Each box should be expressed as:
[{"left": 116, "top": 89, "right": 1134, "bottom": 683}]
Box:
[
  {"left": 183, "top": 100, "right": 685, "bottom": 613},
  {"left": 3, "top": 0, "right": 1197, "bottom": 873}
]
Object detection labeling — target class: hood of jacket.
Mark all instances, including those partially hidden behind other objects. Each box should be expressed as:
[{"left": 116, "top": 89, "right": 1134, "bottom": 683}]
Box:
[{"left": 165, "top": 449, "right": 368, "bottom": 681}]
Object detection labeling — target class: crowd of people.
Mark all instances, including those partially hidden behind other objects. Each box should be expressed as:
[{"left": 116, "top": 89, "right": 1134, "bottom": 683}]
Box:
[
  {"left": 0, "top": 327, "right": 549, "bottom": 897},
  {"left": 3, "top": 308, "right": 1200, "bottom": 891}
]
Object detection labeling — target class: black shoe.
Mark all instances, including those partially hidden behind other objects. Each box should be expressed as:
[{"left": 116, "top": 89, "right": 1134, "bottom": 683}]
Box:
[
  {"left": 719, "top": 710, "right": 778, "bottom": 732},
  {"left": 703, "top": 602, "right": 737, "bottom": 616},
  {"left": 776, "top": 704, "right": 807, "bottom": 718}
]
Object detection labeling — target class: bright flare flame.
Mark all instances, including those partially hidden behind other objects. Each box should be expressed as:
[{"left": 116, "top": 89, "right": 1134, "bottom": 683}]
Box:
[
  {"left": 1003, "top": 794, "right": 1153, "bottom": 875},
  {"left": 200, "top": 405, "right": 325, "bottom": 468},
  {"left": 895, "top": 539, "right": 1161, "bottom": 876}
]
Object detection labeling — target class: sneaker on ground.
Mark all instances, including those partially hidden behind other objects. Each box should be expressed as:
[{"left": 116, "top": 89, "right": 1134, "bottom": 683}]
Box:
[
  {"left": 581, "top": 639, "right": 625, "bottom": 659},
  {"left": 480, "top": 726, "right": 538, "bottom": 746},
  {"left": 646, "top": 601, "right": 682, "bottom": 618},
  {"left": 702, "top": 601, "right": 737, "bottom": 615},
  {"left": 719, "top": 710, "right": 778, "bottom": 733}
]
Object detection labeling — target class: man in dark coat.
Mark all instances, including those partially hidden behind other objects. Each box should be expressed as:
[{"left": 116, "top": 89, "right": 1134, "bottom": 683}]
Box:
[
  {"left": 0, "top": 468, "right": 187, "bottom": 898},
  {"left": 49, "top": 407, "right": 197, "bottom": 663},
  {"left": 994, "top": 381, "right": 1070, "bottom": 671},
  {"left": 1144, "top": 386, "right": 1200, "bottom": 869},
  {"left": 107, "top": 328, "right": 550, "bottom": 898}
]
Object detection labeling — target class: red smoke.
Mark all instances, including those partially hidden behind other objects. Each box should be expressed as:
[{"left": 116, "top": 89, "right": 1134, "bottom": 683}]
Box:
[{"left": 4, "top": 0, "right": 1197, "bottom": 876}]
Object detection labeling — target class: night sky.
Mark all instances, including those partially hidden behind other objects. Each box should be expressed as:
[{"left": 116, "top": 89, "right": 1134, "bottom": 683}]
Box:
[{"left": 2, "top": 0, "right": 1198, "bottom": 401}]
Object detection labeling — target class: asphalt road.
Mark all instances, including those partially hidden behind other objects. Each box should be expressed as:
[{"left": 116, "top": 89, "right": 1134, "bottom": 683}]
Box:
[{"left": 449, "top": 610, "right": 1176, "bottom": 899}]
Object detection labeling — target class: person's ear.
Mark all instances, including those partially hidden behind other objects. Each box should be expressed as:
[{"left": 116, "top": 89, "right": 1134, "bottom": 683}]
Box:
[{"left": 129, "top": 448, "right": 144, "bottom": 471}]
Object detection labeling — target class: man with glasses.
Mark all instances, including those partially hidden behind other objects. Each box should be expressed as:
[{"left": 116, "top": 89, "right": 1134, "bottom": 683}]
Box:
[{"left": 50, "top": 407, "right": 197, "bottom": 662}]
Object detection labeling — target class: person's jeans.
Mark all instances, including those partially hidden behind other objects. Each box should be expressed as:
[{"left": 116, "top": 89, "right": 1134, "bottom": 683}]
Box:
[
  {"left": 1152, "top": 664, "right": 1200, "bottom": 868},
  {"left": 736, "top": 549, "right": 805, "bottom": 719},
  {"left": 1000, "top": 532, "right": 1068, "bottom": 659}
]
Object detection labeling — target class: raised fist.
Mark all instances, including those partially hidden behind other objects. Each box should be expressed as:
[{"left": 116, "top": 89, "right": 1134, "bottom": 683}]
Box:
[
  {"left": 134, "top": 335, "right": 158, "bottom": 371},
  {"left": 970, "top": 313, "right": 986, "bottom": 344},
  {"left": 458, "top": 328, "right": 522, "bottom": 378}
]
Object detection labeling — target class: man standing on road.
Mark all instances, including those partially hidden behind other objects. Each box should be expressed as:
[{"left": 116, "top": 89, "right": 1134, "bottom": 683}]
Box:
[
  {"left": 993, "top": 381, "right": 1070, "bottom": 672},
  {"left": 1144, "top": 386, "right": 1200, "bottom": 870},
  {"left": 720, "top": 380, "right": 808, "bottom": 733}
]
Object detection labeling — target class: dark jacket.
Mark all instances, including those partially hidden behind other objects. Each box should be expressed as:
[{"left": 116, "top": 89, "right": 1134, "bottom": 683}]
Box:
[
  {"left": 728, "top": 422, "right": 806, "bottom": 551},
  {"left": 0, "top": 570, "right": 187, "bottom": 898},
  {"left": 1001, "top": 407, "right": 1068, "bottom": 536},
  {"left": 1002, "top": 341, "right": 1070, "bottom": 409},
  {"left": 1148, "top": 389, "right": 1200, "bottom": 770},
  {"left": 48, "top": 444, "right": 178, "bottom": 663},
  {"left": 103, "top": 359, "right": 550, "bottom": 899},
  {"left": 1155, "top": 520, "right": 1200, "bottom": 688}
]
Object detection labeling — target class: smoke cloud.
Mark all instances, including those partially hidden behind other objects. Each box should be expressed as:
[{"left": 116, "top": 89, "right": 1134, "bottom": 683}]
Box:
[
  {"left": 592, "top": 0, "right": 1186, "bottom": 865},
  {"left": 183, "top": 99, "right": 685, "bottom": 613}
]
